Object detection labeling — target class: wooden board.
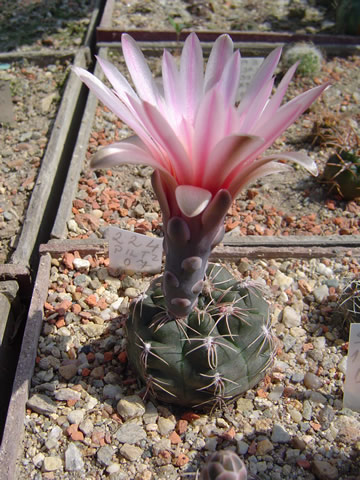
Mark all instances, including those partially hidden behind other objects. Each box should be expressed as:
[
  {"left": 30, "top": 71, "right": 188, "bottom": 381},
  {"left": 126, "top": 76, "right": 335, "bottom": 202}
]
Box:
[{"left": 40, "top": 235, "right": 360, "bottom": 259}]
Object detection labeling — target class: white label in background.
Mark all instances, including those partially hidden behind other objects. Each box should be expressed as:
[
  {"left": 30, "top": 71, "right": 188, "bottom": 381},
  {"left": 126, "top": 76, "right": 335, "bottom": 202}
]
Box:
[
  {"left": 108, "top": 226, "right": 163, "bottom": 273},
  {"left": 343, "top": 323, "right": 360, "bottom": 412}
]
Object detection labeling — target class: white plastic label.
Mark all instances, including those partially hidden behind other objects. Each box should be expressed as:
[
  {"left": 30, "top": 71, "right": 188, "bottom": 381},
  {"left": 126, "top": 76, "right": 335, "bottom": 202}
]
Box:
[
  {"left": 108, "top": 226, "right": 163, "bottom": 273},
  {"left": 343, "top": 323, "right": 360, "bottom": 412}
]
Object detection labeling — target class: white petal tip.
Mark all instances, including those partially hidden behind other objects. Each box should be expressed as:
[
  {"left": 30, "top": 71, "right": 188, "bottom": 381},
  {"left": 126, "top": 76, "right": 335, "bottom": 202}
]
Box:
[{"left": 175, "top": 185, "right": 212, "bottom": 218}]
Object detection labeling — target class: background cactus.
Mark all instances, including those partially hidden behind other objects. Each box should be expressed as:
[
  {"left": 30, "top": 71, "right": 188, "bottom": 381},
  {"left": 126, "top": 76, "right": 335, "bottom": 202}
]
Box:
[
  {"left": 126, "top": 263, "right": 274, "bottom": 409},
  {"left": 323, "top": 150, "right": 360, "bottom": 200},
  {"left": 199, "top": 450, "right": 248, "bottom": 480},
  {"left": 281, "top": 43, "right": 323, "bottom": 78},
  {"left": 336, "top": 0, "right": 360, "bottom": 35}
]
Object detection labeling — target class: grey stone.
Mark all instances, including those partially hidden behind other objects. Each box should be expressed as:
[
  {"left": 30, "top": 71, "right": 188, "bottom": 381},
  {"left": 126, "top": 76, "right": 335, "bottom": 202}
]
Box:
[
  {"left": 273, "top": 271, "right": 293, "bottom": 290},
  {"left": 283, "top": 334, "right": 296, "bottom": 352},
  {"left": 65, "top": 443, "right": 84, "bottom": 471},
  {"left": 308, "top": 391, "right": 327, "bottom": 404},
  {"left": 282, "top": 306, "right": 301, "bottom": 328},
  {"left": 304, "top": 372, "right": 323, "bottom": 390},
  {"left": 43, "top": 456, "right": 62, "bottom": 472},
  {"left": 158, "top": 416, "right": 176, "bottom": 436},
  {"left": 237, "top": 440, "right": 249, "bottom": 455},
  {"left": 152, "top": 438, "right": 171, "bottom": 455},
  {"left": 317, "top": 406, "right": 335, "bottom": 430},
  {"left": 313, "top": 285, "right": 329, "bottom": 303},
  {"left": 271, "top": 424, "right": 291, "bottom": 443},
  {"left": 81, "top": 323, "right": 105, "bottom": 337},
  {"left": 58, "top": 362, "right": 78, "bottom": 380},
  {"left": 115, "top": 423, "right": 147, "bottom": 444},
  {"left": 26, "top": 394, "right": 57, "bottom": 416},
  {"left": 67, "top": 409, "right": 85, "bottom": 425},
  {"left": 302, "top": 400, "right": 313, "bottom": 421},
  {"left": 119, "top": 444, "right": 143, "bottom": 461},
  {"left": 291, "top": 372, "right": 304, "bottom": 383},
  {"left": 54, "top": 388, "right": 81, "bottom": 402},
  {"left": 312, "top": 460, "right": 338, "bottom": 480},
  {"left": 268, "top": 385, "right": 284, "bottom": 402},
  {"left": 103, "top": 384, "right": 122, "bottom": 400},
  {"left": 116, "top": 395, "right": 145, "bottom": 420},
  {"left": 79, "top": 418, "right": 94, "bottom": 436},
  {"left": 97, "top": 445, "right": 115, "bottom": 467}
]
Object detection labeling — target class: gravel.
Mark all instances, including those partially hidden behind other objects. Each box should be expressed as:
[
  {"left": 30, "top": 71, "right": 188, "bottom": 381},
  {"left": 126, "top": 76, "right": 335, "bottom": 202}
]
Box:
[
  {"left": 0, "top": 60, "right": 69, "bottom": 262},
  {"left": 18, "top": 253, "right": 360, "bottom": 479},
  {"left": 112, "top": 0, "right": 337, "bottom": 35}
]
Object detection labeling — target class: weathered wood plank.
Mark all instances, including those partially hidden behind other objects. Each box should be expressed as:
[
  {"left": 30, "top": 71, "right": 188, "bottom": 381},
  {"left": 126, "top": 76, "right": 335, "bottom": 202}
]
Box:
[
  {"left": 0, "top": 254, "right": 51, "bottom": 480},
  {"left": 40, "top": 235, "right": 360, "bottom": 259},
  {"left": 51, "top": 49, "right": 107, "bottom": 240}
]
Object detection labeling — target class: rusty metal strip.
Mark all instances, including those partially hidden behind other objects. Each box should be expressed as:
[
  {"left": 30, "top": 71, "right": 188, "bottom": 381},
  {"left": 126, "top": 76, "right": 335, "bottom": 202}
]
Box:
[
  {"left": 0, "top": 254, "right": 51, "bottom": 480},
  {"left": 96, "top": 28, "right": 360, "bottom": 47},
  {"left": 0, "top": 264, "right": 31, "bottom": 294}
]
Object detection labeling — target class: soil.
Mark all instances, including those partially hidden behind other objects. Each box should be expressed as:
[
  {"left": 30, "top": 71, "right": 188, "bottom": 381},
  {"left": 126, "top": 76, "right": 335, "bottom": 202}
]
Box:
[{"left": 112, "top": 0, "right": 337, "bottom": 35}]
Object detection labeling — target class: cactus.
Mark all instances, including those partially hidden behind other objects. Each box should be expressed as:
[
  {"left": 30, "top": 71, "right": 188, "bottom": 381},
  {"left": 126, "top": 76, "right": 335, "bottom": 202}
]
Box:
[
  {"left": 336, "top": 0, "right": 360, "bottom": 35},
  {"left": 281, "top": 43, "right": 323, "bottom": 78},
  {"left": 199, "top": 450, "right": 248, "bottom": 480},
  {"left": 323, "top": 150, "right": 360, "bottom": 200},
  {"left": 126, "top": 263, "right": 274, "bottom": 409},
  {"left": 74, "top": 33, "right": 327, "bottom": 410},
  {"left": 339, "top": 278, "right": 360, "bottom": 323}
]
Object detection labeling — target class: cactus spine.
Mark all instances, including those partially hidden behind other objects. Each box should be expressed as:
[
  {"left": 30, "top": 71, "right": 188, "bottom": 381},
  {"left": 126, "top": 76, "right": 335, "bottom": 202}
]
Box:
[{"left": 127, "top": 262, "right": 274, "bottom": 409}]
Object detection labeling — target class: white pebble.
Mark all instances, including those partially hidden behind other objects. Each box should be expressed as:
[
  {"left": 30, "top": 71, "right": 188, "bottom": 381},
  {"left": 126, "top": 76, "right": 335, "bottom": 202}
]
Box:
[{"left": 73, "top": 258, "right": 91, "bottom": 272}]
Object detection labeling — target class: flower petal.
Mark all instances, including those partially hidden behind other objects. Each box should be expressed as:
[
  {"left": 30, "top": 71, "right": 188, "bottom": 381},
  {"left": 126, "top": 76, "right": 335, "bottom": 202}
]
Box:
[
  {"left": 180, "top": 33, "right": 204, "bottom": 122},
  {"left": 72, "top": 65, "right": 155, "bottom": 147},
  {"left": 127, "top": 97, "right": 193, "bottom": 184},
  {"left": 193, "top": 89, "right": 227, "bottom": 182},
  {"left": 259, "top": 62, "right": 298, "bottom": 125},
  {"left": 237, "top": 47, "right": 282, "bottom": 117},
  {"left": 162, "top": 49, "right": 182, "bottom": 125},
  {"left": 261, "top": 150, "right": 318, "bottom": 175},
  {"left": 204, "top": 34, "right": 234, "bottom": 92},
  {"left": 90, "top": 137, "right": 167, "bottom": 174},
  {"left": 175, "top": 185, "right": 212, "bottom": 217},
  {"left": 253, "top": 83, "right": 329, "bottom": 148},
  {"left": 228, "top": 161, "right": 292, "bottom": 197},
  {"left": 121, "top": 33, "right": 161, "bottom": 106},
  {"left": 202, "top": 134, "right": 264, "bottom": 191},
  {"left": 96, "top": 56, "right": 137, "bottom": 104},
  {"left": 216, "top": 51, "right": 241, "bottom": 106}
]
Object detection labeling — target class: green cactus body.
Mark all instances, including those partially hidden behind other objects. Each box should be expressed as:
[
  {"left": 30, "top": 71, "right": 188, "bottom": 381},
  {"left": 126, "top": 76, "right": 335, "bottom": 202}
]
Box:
[
  {"left": 126, "top": 264, "right": 274, "bottom": 409},
  {"left": 200, "top": 450, "right": 248, "bottom": 480},
  {"left": 323, "top": 150, "right": 360, "bottom": 200},
  {"left": 336, "top": 0, "right": 360, "bottom": 35}
]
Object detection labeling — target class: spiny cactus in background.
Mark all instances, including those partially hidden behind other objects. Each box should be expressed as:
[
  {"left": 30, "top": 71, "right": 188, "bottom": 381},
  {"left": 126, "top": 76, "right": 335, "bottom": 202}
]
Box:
[
  {"left": 322, "top": 127, "right": 360, "bottom": 200},
  {"left": 281, "top": 43, "right": 323, "bottom": 78},
  {"left": 323, "top": 150, "right": 360, "bottom": 200},
  {"left": 336, "top": 0, "right": 360, "bottom": 35},
  {"left": 199, "top": 450, "right": 248, "bottom": 480},
  {"left": 126, "top": 263, "right": 274, "bottom": 409},
  {"left": 339, "top": 279, "right": 360, "bottom": 323}
]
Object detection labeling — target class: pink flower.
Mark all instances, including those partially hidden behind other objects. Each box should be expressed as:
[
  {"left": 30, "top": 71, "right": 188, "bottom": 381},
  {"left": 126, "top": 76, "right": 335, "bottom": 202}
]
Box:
[{"left": 73, "top": 33, "right": 328, "bottom": 219}]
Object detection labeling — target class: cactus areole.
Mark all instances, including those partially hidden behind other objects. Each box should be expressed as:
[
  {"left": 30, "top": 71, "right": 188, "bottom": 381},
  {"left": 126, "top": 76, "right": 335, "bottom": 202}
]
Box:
[{"left": 74, "top": 33, "right": 327, "bottom": 407}]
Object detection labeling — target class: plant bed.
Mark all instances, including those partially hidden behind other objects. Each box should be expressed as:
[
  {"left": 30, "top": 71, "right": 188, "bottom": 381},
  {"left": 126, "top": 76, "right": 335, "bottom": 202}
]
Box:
[
  {"left": 0, "top": 242, "right": 358, "bottom": 479},
  {"left": 96, "top": 0, "right": 360, "bottom": 55},
  {"left": 51, "top": 45, "right": 360, "bottom": 247}
]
